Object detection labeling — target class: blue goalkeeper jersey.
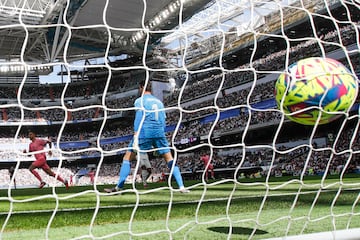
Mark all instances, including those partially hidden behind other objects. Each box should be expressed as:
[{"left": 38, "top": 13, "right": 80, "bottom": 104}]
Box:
[{"left": 134, "top": 93, "right": 166, "bottom": 138}]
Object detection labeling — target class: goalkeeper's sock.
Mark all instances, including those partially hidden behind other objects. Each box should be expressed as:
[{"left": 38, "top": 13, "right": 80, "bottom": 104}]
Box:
[
  {"left": 116, "top": 160, "right": 131, "bottom": 189},
  {"left": 167, "top": 160, "right": 184, "bottom": 188}
]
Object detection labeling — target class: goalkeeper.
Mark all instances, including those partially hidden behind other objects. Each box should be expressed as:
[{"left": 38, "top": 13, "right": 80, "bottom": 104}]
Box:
[{"left": 104, "top": 80, "right": 189, "bottom": 193}]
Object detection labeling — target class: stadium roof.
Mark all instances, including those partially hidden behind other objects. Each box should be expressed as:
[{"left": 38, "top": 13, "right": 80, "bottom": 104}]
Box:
[
  {"left": 162, "top": 0, "right": 276, "bottom": 47},
  {"left": 0, "top": 0, "right": 212, "bottom": 63}
]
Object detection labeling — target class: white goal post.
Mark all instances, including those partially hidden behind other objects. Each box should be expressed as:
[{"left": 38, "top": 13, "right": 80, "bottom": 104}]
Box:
[{"left": 266, "top": 228, "right": 360, "bottom": 240}]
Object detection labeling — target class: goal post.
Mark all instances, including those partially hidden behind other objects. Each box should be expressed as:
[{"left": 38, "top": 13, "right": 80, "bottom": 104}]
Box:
[
  {"left": 0, "top": 0, "right": 359, "bottom": 239},
  {"left": 266, "top": 228, "right": 360, "bottom": 240}
]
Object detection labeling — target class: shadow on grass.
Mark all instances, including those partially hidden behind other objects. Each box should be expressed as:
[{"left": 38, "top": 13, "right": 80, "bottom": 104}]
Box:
[{"left": 208, "top": 226, "right": 268, "bottom": 235}]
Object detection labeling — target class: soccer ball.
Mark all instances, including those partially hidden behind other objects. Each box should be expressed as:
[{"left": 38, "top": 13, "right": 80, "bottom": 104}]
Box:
[{"left": 275, "top": 57, "right": 358, "bottom": 125}]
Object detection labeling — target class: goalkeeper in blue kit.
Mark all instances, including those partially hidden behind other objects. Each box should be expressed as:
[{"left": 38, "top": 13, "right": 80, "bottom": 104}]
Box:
[{"left": 104, "top": 80, "right": 189, "bottom": 193}]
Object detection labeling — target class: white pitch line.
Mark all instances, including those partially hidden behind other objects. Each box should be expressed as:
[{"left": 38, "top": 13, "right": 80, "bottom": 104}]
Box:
[{"left": 1, "top": 187, "right": 359, "bottom": 216}]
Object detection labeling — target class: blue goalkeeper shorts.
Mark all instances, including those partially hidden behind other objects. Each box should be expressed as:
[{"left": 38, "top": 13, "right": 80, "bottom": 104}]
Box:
[{"left": 138, "top": 137, "right": 171, "bottom": 155}]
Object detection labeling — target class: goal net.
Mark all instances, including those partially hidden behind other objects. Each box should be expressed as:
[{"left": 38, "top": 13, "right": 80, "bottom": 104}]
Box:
[{"left": 1, "top": 0, "right": 360, "bottom": 239}]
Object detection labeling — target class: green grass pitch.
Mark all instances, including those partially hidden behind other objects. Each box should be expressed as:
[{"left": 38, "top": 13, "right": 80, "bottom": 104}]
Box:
[{"left": 1, "top": 175, "right": 359, "bottom": 239}]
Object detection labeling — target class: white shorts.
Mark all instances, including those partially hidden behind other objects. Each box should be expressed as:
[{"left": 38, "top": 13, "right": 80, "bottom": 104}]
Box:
[{"left": 139, "top": 153, "right": 151, "bottom": 169}]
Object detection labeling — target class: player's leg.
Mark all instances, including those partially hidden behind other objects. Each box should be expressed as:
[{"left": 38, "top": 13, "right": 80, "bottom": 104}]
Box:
[
  {"left": 42, "top": 164, "right": 65, "bottom": 183},
  {"left": 141, "top": 166, "right": 149, "bottom": 187},
  {"left": 209, "top": 164, "right": 215, "bottom": 179},
  {"left": 204, "top": 166, "right": 209, "bottom": 181},
  {"left": 42, "top": 164, "right": 69, "bottom": 189},
  {"left": 104, "top": 137, "right": 138, "bottom": 193},
  {"left": 74, "top": 174, "right": 80, "bottom": 185},
  {"left": 116, "top": 153, "right": 132, "bottom": 189},
  {"left": 10, "top": 173, "right": 16, "bottom": 189},
  {"left": 163, "top": 152, "right": 189, "bottom": 193},
  {"left": 104, "top": 150, "right": 135, "bottom": 193},
  {"left": 155, "top": 138, "right": 189, "bottom": 193},
  {"left": 139, "top": 152, "right": 152, "bottom": 187},
  {"left": 43, "top": 166, "right": 64, "bottom": 182},
  {"left": 29, "top": 160, "right": 46, "bottom": 188},
  {"left": 11, "top": 174, "right": 16, "bottom": 189}
]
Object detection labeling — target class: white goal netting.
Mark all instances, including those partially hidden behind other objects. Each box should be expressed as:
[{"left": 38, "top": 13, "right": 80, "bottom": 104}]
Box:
[{"left": 1, "top": 0, "right": 360, "bottom": 239}]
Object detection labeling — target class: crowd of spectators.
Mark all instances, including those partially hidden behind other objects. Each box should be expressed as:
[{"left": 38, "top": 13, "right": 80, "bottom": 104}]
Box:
[
  {"left": 0, "top": 21, "right": 359, "bottom": 188},
  {"left": 2, "top": 126, "right": 359, "bottom": 188},
  {"left": 0, "top": 23, "right": 357, "bottom": 122}
]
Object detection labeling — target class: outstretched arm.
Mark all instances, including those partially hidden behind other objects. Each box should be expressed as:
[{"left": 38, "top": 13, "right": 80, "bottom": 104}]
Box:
[{"left": 23, "top": 149, "right": 32, "bottom": 157}]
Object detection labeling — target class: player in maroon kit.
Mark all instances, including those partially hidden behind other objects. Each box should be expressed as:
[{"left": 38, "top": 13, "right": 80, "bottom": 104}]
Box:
[
  {"left": 200, "top": 154, "right": 215, "bottom": 181},
  {"left": 23, "top": 131, "right": 69, "bottom": 189}
]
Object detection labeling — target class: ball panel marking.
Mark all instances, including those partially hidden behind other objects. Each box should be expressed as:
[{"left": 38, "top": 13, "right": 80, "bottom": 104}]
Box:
[{"left": 275, "top": 57, "right": 358, "bottom": 125}]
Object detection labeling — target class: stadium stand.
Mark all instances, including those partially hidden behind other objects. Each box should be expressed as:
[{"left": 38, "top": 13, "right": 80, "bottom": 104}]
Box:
[{"left": 0, "top": 1, "right": 359, "bottom": 188}]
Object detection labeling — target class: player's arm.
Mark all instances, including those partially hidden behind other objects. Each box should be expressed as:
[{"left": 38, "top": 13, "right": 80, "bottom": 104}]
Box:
[
  {"left": 131, "top": 111, "right": 141, "bottom": 151},
  {"left": 133, "top": 97, "right": 148, "bottom": 151},
  {"left": 133, "top": 104, "right": 143, "bottom": 133},
  {"left": 23, "top": 148, "right": 32, "bottom": 157},
  {"left": 133, "top": 101, "right": 142, "bottom": 122},
  {"left": 134, "top": 101, "right": 144, "bottom": 135},
  {"left": 156, "top": 100, "right": 166, "bottom": 127}
]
